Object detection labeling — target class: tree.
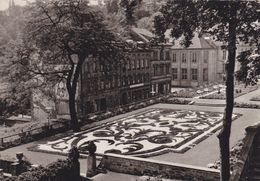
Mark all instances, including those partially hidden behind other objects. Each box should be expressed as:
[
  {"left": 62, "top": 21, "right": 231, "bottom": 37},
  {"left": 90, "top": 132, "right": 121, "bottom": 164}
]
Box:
[
  {"left": 18, "top": 0, "right": 124, "bottom": 132},
  {"left": 120, "top": 0, "right": 142, "bottom": 26},
  {"left": 154, "top": 1, "right": 259, "bottom": 180},
  {"left": 236, "top": 49, "right": 260, "bottom": 86},
  {"left": 106, "top": 0, "right": 119, "bottom": 14}
]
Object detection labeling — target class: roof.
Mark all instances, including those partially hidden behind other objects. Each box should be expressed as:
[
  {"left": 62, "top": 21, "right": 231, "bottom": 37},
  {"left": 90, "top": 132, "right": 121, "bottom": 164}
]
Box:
[
  {"left": 131, "top": 28, "right": 154, "bottom": 43},
  {"left": 130, "top": 28, "right": 219, "bottom": 49},
  {"left": 165, "top": 30, "right": 217, "bottom": 49}
]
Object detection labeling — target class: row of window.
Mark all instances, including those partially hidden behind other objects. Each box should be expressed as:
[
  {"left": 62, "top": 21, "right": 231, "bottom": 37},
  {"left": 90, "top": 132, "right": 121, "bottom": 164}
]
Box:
[
  {"left": 172, "top": 51, "right": 209, "bottom": 63},
  {"left": 153, "top": 51, "right": 210, "bottom": 63},
  {"left": 84, "top": 62, "right": 114, "bottom": 74},
  {"left": 153, "top": 51, "right": 170, "bottom": 60},
  {"left": 127, "top": 59, "right": 149, "bottom": 70},
  {"left": 83, "top": 78, "right": 117, "bottom": 93},
  {"left": 172, "top": 68, "right": 208, "bottom": 81},
  {"left": 122, "top": 73, "right": 150, "bottom": 86},
  {"left": 153, "top": 64, "right": 170, "bottom": 76},
  {"left": 131, "top": 53, "right": 150, "bottom": 57}
]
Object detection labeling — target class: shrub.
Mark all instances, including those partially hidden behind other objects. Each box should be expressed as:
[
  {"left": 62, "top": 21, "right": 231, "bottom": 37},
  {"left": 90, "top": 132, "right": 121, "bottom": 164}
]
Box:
[{"left": 4, "top": 159, "right": 80, "bottom": 181}]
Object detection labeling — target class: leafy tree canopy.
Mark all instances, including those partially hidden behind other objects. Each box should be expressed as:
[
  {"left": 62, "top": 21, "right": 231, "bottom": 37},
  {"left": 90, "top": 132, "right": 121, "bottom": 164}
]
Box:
[{"left": 13, "top": 0, "right": 125, "bottom": 131}]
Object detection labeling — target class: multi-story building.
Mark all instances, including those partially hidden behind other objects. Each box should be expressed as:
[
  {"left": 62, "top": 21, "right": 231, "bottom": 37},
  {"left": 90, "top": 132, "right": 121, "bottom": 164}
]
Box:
[
  {"left": 129, "top": 28, "right": 172, "bottom": 95},
  {"left": 120, "top": 48, "right": 151, "bottom": 105},
  {"left": 80, "top": 55, "right": 121, "bottom": 114},
  {"left": 168, "top": 33, "right": 224, "bottom": 87},
  {"left": 150, "top": 46, "right": 172, "bottom": 94},
  {"left": 80, "top": 28, "right": 153, "bottom": 115}
]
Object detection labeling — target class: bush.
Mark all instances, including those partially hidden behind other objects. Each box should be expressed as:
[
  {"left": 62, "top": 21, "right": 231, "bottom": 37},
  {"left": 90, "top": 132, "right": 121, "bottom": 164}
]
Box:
[
  {"left": 234, "top": 102, "right": 260, "bottom": 109},
  {"left": 4, "top": 159, "right": 80, "bottom": 181}
]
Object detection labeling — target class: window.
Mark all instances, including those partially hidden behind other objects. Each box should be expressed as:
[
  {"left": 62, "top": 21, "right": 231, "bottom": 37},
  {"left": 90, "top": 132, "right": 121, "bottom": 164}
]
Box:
[
  {"left": 127, "top": 60, "right": 130, "bottom": 70},
  {"left": 154, "top": 65, "right": 158, "bottom": 76},
  {"left": 107, "top": 81, "right": 111, "bottom": 89},
  {"left": 137, "top": 59, "right": 140, "bottom": 69},
  {"left": 166, "top": 64, "right": 170, "bottom": 74},
  {"left": 124, "top": 77, "right": 128, "bottom": 85},
  {"left": 181, "top": 68, "right": 187, "bottom": 80},
  {"left": 223, "top": 50, "right": 227, "bottom": 60},
  {"left": 203, "top": 68, "right": 208, "bottom": 81},
  {"left": 100, "top": 81, "right": 104, "bottom": 90},
  {"left": 181, "top": 53, "right": 186, "bottom": 63},
  {"left": 145, "top": 59, "right": 149, "bottom": 68},
  {"left": 129, "top": 76, "right": 133, "bottom": 84},
  {"left": 172, "top": 68, "right": 178, "bottom": 80},
  {"left": 173, "top": 53, "right": 177, "bottom": 63},
  {"left": 154, "top": 51, "right": 158, "bottom": 60},
  {"left": 132, "top": 59, "right": 135, "bottom": 69},
  {"left": 191, "top": 69, "right": 198, "bottom": 80},
  {"left": 160, "top": 50, "right": 164, "bottom": 60},
  {"left": 141, "top": 59, "right": 144, "bottom": 68},
  {"left": 135, "top": 75, "right": 138, "bottom": 83},
  {"left": 160, "top": 64, "right": 164, "bottom": 75},
  {"left": 112, "top": 77, "right": 115, "bottom": 88},
  {"left": 191, "top": 52, "right": 197, "bottom": 63},
  {"left": 93, "top": 62, "right": 96, "bottom": 72},
  {"left": 204, "top": 51, "right": 209, "bottom": 63},
  {"left": 165, "top": 51, "right": 170, "bottom": 60}
]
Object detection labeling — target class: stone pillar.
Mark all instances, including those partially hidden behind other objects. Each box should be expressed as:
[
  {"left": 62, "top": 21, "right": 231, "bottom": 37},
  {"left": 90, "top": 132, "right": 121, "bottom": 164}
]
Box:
[
  {"left": 68, "top": 146, "right": 80, "bottom": 181},
  {"left": 11, "top": 162, "right": 19, "bottom": 176},
  {"left": 86, "top": 154, "right": 97, "bottom": 177},
  {"left": 86, "top": 141, "right": 97, "bottom": 177},
  {"left": 11, "top": 152, "right": 24, "bottom": 176}
]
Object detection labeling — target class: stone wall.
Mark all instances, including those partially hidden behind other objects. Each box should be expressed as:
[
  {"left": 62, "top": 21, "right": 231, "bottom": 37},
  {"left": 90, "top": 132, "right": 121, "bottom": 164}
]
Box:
[
  {"left": 101, "top": 153, "right": 220, "bottom": 181},
  {"left": 230, "top": 123, "right": 260, "bottom": 181}
]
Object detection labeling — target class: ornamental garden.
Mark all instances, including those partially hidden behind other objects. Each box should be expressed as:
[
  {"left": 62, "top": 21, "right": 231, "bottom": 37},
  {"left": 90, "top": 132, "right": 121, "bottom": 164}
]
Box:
[{"left": 35, "top": 108, "right": 239, "bottom": 157}]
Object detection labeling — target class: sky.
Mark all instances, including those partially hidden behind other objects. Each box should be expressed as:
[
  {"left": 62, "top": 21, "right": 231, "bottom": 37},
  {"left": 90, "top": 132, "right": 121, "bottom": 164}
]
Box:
[
  {"left": 0, "top": 0, "right": 104, "bottom": 10},
  {"left": 0, "top": 0, "right": 32, "bottom": 10}
]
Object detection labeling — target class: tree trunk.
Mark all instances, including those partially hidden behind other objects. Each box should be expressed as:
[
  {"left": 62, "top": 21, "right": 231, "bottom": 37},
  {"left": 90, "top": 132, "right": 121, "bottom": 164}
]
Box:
[
  {"left": 66, "top": 55, "right": 85, "bottom": 132},
  {"left": 68, "top": 88, "right": 80, "bottom": 132},
  {"left": 218, "top": 3, "right": 237, "bottom": 181}
]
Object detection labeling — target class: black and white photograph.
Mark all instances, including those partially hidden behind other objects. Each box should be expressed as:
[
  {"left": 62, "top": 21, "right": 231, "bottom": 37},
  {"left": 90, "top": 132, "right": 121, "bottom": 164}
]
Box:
[{"left": 0, "top": 0, "right": 259, "bottom": 180}]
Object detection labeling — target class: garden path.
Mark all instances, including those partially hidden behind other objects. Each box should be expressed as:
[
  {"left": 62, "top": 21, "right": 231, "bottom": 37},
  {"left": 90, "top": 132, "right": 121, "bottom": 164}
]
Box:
[{"left": 235, "top": 87, "right": 260, "bottom": 105}]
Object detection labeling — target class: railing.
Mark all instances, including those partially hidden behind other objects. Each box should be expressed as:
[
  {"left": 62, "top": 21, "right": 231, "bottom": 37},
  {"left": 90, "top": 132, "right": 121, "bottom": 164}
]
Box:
[
  {"left": 0, "top": 93, "right": 188, "bottom": 151},
  {"left": 0, "top": 121, "right": 70, "bottom": 150}
]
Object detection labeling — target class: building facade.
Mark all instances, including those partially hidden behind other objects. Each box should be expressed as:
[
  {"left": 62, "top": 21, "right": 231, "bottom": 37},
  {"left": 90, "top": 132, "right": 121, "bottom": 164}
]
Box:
[
  {"left": 151, "top": 47, "right": 172, "bottom": 95},
  {"left": 120, "top": 50, "right": 151, "bottom": 105},
  {"left": 80, "top": 55, "right": 121, "bottom": 114},
  {"left": 80, "top": 28, "right": 153, "bottom": 115},
  {"left": 168, "top": 33, "right": 225, "bottom": 87}
]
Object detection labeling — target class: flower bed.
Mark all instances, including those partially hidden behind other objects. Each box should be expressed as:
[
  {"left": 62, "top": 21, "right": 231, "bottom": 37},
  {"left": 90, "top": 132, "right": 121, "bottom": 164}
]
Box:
[
  {"left": 201, "top": 85, "right": 258, "bottom": 100},
  {"left": 171, "top": 84, "right": 225, "bottom": 98},
  {"left": 35, "top": 109, "right": 240, "bottom": 157},
  {"left": 234, "top": 102, "right": 260, "bottom": 109},
  {"left": 250, "top": 95, "right": 260, "bottom": 101}
]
